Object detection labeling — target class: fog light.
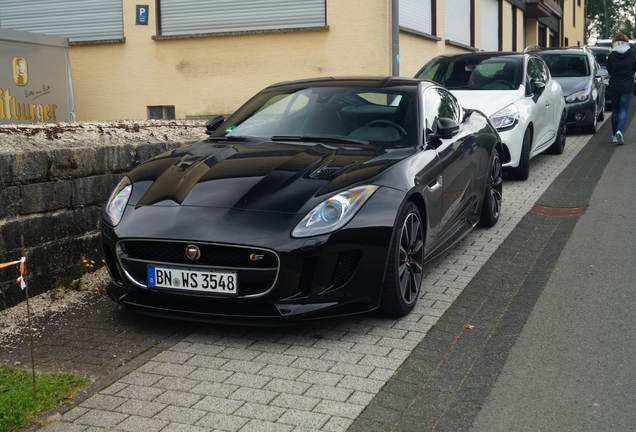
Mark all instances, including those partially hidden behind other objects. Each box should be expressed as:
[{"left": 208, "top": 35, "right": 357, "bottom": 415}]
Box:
[{"left": 574, "top": 113, "right": 584, "bottom": 121}]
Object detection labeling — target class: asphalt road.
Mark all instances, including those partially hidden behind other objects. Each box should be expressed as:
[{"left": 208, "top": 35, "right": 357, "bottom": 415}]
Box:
[{"left": 471, "top": 117, "right": 636, "bottom": 431}]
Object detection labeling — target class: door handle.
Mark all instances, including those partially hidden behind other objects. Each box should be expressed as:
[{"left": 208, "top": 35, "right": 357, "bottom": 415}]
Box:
[
  {"left": 426, "top": 176, "right": 443, "bottom": 192},
  {"left": 545, "top": 103, "right": 551, "bottom": 108}
]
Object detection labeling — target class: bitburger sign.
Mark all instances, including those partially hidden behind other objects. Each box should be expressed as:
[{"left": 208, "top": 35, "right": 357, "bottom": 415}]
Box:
[{"left": 0, "top": 28, "right": 74, "bottom": 124}]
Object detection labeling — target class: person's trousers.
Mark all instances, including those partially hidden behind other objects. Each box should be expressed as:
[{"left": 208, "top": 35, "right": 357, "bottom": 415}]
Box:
[{"left": 610, "top": 91, "right": 633, "bottom": 135}]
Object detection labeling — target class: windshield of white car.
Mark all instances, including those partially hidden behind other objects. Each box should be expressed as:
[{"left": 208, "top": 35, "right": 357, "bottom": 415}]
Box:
[
  {"left": 538, "top": 54, "right": 590, "bottom": 77},
  {"left": 216, "top": 86, "right": 419, "bottom": 149},
  {"left": 417, "top": 56, "right": 523, "bottom": 90}
]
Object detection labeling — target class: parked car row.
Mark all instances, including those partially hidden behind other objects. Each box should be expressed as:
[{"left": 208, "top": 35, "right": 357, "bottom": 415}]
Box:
[{"left": 100, "top": 45, "right": 611, "bottom": 322}]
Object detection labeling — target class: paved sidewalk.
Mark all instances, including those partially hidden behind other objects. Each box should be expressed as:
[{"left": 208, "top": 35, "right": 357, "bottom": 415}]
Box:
[
  {"left": 470, "top": 114, "right": 636, "bottom": 431},
  {"left": 31, "top": 127, "right": 599, "bottom": 432}
]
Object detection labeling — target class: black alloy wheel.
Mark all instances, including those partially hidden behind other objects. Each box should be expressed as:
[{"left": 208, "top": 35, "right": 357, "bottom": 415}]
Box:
[
  {"left": 380, "top": 202, "right": 424, "bottom": 317},
  {"left": 478, "top": 151, "right": 503, "bottom": 228},
  {"left": 547, "top": 111, "right": 567, "bottom": 155}
]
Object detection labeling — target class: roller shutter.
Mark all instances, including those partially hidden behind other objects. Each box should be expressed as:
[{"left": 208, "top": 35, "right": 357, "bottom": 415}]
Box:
[
  {"left": 159, "top": 0, "right": 326, "bottom": 36},
  {"left": 0, "top": 0, "right": 123, "bottom": 42},
  {"left": 481, "top": 0, "right": 499, "bottom": 51},
  {"left": 445, "top": 0, "right": 472, "bottom": 46},
  {"left": 400, "top": 0, "right": 433, "bottom": 35}
]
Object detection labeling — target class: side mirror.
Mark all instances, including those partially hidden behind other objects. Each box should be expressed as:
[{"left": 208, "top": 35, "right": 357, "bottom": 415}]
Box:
[
  {"left": 430, "top": 117, "right": 460, "bottom": 140},
  {"left": 205, "top": 115, "right": 225, "bottom": 135},
  {"left": 531, "top": 80, "right": 546, "bottom": 93}
]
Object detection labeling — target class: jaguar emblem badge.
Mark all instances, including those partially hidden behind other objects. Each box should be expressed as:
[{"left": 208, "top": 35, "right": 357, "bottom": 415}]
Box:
[{"left": 185, "top": 245, "right": 201, "bottom": 261}]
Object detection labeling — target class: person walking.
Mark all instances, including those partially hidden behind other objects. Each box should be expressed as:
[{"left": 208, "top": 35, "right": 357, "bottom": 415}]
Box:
[{"left": 606, "top": 33, "right": 636, "bottom": 145}]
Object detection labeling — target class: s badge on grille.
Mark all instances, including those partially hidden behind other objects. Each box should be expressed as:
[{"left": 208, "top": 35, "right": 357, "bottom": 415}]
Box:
[
  {"left": 249, "top": 253, "right": 264, "bottom": 262},
  {"left": 185, "top": 245, "right": 201, "bottom": 261}
]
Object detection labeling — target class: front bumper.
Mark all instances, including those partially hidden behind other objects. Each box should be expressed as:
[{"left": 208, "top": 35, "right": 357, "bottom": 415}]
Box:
[
  {"left": 565, "top": 99, "right": 596, "bottom": 127},
  {"left": 496, "top": 124, "right": 525, "bottom": 169},
  {"left": 101, "top": 187, "right": 404, "bottom": 322}
]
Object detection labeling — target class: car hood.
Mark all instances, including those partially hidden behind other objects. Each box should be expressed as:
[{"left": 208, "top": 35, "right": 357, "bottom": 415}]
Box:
[
  {"left": 450, "top": 90, "right": 521, "bottom": 117},
  {"left": 552, "top": 76, "right": 590, "bottom": 97},
  {"left": 127, "top": 139, "right": 410, "bottom": 214}
]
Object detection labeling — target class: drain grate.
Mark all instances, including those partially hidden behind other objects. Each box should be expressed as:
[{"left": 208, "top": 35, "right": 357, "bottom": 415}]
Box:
[{"left": 530, "top": 204, "right": 587, "bottom": 217}]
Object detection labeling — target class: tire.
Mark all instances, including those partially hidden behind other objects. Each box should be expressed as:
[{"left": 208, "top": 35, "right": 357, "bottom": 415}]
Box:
[
  {"left": 598, "top": 101, "right": 605, "bottom": 121},
  {"left": 584, "top": 104, "right": 598, "bottom": 134},
  {"left": 507, "top": 127, "right": 532, "bottom": 181},
  {"left": 477, "top": 150, "right": 503, "bottom": 228},
  {"left": 379, "top": 201, "right": 424, "bottom": 317},
  {"left": 546, "top": 111, "right": 566, "bottom": 155}
]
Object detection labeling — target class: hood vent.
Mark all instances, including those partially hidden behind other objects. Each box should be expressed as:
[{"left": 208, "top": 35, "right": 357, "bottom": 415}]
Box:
[{"left": 310, "top": 163, "right": 355, "bottom": 180}]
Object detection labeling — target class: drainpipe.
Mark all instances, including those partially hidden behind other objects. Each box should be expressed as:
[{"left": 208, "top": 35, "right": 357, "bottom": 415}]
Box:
[{"left": 392, "top": 0, "right": 399, "bottom": 76}]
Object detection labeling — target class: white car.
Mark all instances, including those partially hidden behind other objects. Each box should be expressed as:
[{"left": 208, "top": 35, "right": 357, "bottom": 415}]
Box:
[{"left": 416, "top": 53, "right": 566, "bottom": 180}]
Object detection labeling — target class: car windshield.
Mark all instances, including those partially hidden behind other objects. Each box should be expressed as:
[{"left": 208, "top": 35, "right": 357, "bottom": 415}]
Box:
[
  {"left": 539, "top": 53, "right": 590, "bottom": 77},
  {"left": 416, "top": 56, "right": 523, "bottom": 90},
  {"left": 216, "top": 86, "right": 418, "bottom": 148}
]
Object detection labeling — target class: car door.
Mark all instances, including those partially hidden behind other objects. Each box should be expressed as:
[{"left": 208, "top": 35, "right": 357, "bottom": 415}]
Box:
[
  {"left": 423, "top": 87, "right": 477, "bottom": 244},
  {"left": 527, "top": 57, "right": 554, "bottom": 151}
]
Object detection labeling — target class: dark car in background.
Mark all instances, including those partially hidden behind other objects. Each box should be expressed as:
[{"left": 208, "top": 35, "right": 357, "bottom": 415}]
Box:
[
  {"left": 585, "top": 46, "right": 611, "bottom": 108},
  {"left": 101, "top": 77, "right": 506, "bottom": 322},
  {"left": 535, "top": 48, "right": 606, "bottom": 133}
]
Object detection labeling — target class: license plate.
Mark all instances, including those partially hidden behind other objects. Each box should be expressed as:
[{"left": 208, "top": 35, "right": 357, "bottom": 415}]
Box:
[{"left": 147, "top": 266, "right": 238, "bottom": 295}]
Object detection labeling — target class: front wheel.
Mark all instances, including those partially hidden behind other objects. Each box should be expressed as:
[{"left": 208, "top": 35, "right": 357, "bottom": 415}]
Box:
[
  {"left": 507, "top": 127, "right": 532, "bottom": 181},
  {"left": 478, "top": 151, "right": 503, "bottom": 228},
  {"left": 584, "top": 104, "right": 598, "bottom": 134},
  {"left": 546, "top": 111, "right": 566, "bottom": 155},
  {"left": 379, "top": 202, "right": 424, "bottom": 317}
]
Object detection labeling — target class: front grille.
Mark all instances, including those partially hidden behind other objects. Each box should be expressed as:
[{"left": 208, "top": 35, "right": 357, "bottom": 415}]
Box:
[
  {"left": 122, "top": 241, "right": 277, "bottom": 268},
  {"left": 117, "top": 240, "right": 279, "bottom": 297}
]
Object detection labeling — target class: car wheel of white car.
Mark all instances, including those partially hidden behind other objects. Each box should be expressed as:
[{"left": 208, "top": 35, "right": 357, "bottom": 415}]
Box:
[
  {"left": 597, "top": 102, "right": 605, "bottom": 121},
  {"left": 508, "top": 127, "right": 532, "bottom": 181},
  {"left": 547, "top": 111, "right": 566, "bottom": 155}
]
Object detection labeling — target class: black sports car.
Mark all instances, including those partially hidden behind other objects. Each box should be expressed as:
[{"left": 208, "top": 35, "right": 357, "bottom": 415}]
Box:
[{"left": 101, "top": 77, "right": 506, "bottom": 322}]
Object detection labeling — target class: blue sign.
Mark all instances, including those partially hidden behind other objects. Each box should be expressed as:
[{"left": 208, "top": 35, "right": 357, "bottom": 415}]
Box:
[{"left": 136, "top": 5, "right": 149, "bottom": 25}]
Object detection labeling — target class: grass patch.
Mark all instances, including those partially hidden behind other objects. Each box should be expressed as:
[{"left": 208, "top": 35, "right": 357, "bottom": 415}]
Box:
[{"left": 0, "top": 365, "right": 87, "bottom": 432}]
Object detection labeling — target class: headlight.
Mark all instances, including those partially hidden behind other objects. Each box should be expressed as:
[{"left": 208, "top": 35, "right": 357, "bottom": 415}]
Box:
[
  {"left": 105, "top": 176, "right": 132, "bottom": 226},
  {"left": 292, "top": 185, "right": 379, "bottom": 238},
  {"left": 565, "top": 89, "right": 590, "bottom": 103},
  {"left": 489, "top": 104, "right": 519, "bottom": 130}
]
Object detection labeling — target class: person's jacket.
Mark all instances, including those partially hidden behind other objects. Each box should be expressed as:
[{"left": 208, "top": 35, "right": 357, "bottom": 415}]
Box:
[{"left": 606, "top": 45, "right": 636, "bottom": 95}]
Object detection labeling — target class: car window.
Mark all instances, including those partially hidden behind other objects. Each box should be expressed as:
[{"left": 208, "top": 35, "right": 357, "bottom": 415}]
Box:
[
  {"left": 527, "top": 58, "right": 548, "bottom": 84},
  {"left": 593, "top": 51, "right": 609, "bottom": 67},
  {"left": 424, "top": 88, "right": 460, "bottom": 132},
  {"left": 417, "top": 56, "right": 523, "bottom": 90}
]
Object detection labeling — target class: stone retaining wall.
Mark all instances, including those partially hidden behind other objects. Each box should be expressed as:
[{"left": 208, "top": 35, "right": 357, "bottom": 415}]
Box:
[{"left": 0, "top": 121, "right": 206, "bottom": 310}]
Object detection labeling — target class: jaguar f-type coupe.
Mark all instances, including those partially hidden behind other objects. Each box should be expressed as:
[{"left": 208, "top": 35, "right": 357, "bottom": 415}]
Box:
[{"left": 101, "top": 77, "right": 506, "bottom": 322}]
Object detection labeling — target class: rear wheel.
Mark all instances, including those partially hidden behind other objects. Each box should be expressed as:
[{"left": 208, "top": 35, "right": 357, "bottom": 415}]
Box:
[
  {"left": 546, "top": 111, "right": 566, "bottom": 155},
  {"left": 507, "top": 127, "right": 532, "bottom": 181},
  {"left": 598, "top": 100, "right": 605, "bottom": 121},
  {"left": 478, "top": 151, "right": 503, "bottom": 228},
  {"left": 379, "top": 202, "right": 424, "bottom": 317}
]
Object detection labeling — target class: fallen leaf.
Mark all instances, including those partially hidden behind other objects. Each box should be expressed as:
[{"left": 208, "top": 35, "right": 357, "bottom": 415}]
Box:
[{"left": 464, "top": 324, "right": 475, "bottom": 330}]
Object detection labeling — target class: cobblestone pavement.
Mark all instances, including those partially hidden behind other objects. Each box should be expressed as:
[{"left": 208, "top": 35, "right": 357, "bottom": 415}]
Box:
[{"left": 39, "top": 129, "right": 600, "bottom": 432}]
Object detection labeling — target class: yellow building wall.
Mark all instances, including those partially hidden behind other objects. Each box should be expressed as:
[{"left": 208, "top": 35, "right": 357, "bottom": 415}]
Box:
[
  {"left": 526, "top": 18, "right": 539, "bottom": 46},
  {"left": 517, "top": 8, "right": 525, "bottom": 51},
  {"left": 399, "top": 0, "right": 477, "bottom": 78},
  {"left": 563, "top": 0, "right": 585, "bottom": 47},
  {"left": 69, "top": 0, "right": 391, "bottom": 120},
  {"left": 501, "top": 1, "right": 513, "bottom": 51}
]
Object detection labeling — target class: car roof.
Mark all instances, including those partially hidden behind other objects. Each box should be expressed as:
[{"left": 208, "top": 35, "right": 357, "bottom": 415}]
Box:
[
  {"left": 266, "top": 76, "right": 424, "bottom": 90},
  {"left": 532, "top": 47, "right": 588, "bottom": 55},
  {"left": 431, "top": 52, "right": 522, "bottom": 61}
]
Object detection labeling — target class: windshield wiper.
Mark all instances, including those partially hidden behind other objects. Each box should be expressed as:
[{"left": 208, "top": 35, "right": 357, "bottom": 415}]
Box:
[
  {"left": 206, "top": 135, "right": 256, "bottom": 141},
  {"left": 270, "top": 135, "right": 370, "bottom": 145}
]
